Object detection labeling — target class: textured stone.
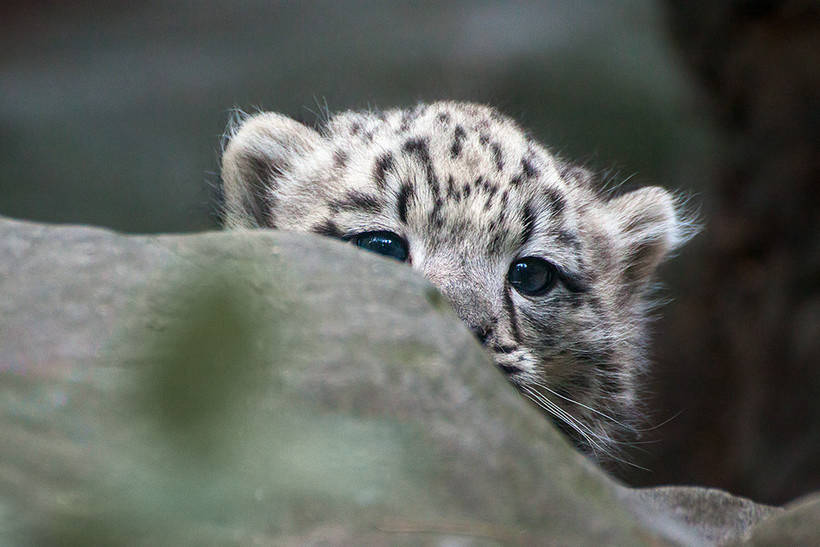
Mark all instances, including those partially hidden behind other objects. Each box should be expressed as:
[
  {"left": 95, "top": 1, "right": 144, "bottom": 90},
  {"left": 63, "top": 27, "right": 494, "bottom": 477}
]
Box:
[{"left": 0, "top": 216, "right": 797, "bottom": 545}]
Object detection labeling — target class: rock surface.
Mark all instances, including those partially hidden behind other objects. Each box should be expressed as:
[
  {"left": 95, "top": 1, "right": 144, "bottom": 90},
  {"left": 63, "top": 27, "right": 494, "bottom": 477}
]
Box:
[{"left": 0, "top": 216, "right": 803, "bottom": 545}]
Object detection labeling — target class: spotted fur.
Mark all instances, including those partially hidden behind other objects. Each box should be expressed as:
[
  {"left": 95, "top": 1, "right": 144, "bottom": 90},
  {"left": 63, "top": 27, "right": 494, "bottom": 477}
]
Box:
[{"left": 220, "top": 101, "right": 692, "bottom": 460}]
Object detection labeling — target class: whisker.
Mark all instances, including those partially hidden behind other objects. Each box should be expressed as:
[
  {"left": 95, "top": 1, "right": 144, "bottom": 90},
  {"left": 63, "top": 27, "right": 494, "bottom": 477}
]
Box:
[
  {"left": 520, "top": 386, "right": 610, "bottom": 458},
  {"left": 530, "top": 380, "right": 634, "bottom": 432}
]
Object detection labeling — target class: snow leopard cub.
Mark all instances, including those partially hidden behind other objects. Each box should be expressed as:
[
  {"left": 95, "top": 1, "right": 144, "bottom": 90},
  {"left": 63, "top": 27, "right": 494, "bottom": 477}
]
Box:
[{"left": 220, "top": 101, "right": 690, "bottom": 460}]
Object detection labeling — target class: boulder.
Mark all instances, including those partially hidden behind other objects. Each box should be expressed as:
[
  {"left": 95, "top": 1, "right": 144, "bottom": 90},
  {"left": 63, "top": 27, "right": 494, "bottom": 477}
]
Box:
[{"left": 0, "top": 216, "right": 798, "bottom": 545}]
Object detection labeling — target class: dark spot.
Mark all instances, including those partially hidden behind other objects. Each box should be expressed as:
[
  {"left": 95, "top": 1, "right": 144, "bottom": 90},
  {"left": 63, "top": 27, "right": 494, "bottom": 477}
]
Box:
[
  {"left": 500, "top": 190, "right": 509, "bottom": 206},
  {"left": 559, "top": 164, "right": 593, "bottom": 188},
  {"left": 463, "top": 183, "right": 472, "bottom": 198},
  {"left": 330, "top": 190, "right": 384, "bottom": 214},
  {"left": 510, "top": 174, "right": 523, "bottom": 186},
  {"left": 491, "top": 143, "right": 503, "bottom": 171},
  {"left": 373, "top": 153, "right": 395, "bottom": 189},
  {"left": 399, "top": 104, "right": 425, "bottom": 133},
  {"left": 520, "top": 203, "right": 537, "bottom": 246},
  {"left": 429, "top": 196, "right": 443, "bottom": 226},
  {"left": 450, "top": 125, "right": 466, "bottom": 158},
  {"left": 350, "top": 122, "right": 362, "bottom": 136},
  {"left": 396, "top": 183, "right": 413, "bottom": 224},
  {"left": 332, "top": 149, "right": 348, "bottom": 169},
  {"left": 502, "top": 285, "right": 523, "bottom": 343},
  {"left": 521, "top": 156, "right": 538, "bottom": 179},
  {"left": 491, "top": 344, "right": 517, "bottom": 354},
  {"left": 311, "top": 219, "right": 343, "bottom": 238},
  {"left": 557, "top": 230, "right": 581, "bottom": 252},
  {"left": 437, "top": 112, "right": 451, "bottom": 124},
  {"left": 403, "top": 137, "right": 438, "bottom": 194},
  {"left": 446, "top": 174, "right": 458, "bottom": 200},
  {"left": 479, "top": 133, "right": 489, "bottom": 146},
  {"left": 497, "top": 363, "right": 521, "bottom": 375},
  {"left": 544, "top": 188, "right": 566, "bottom": 216}
]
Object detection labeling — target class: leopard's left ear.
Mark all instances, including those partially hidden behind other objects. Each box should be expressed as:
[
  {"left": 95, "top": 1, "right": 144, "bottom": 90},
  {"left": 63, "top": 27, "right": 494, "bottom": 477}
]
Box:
[
  {"left": 221, "top": 112, "right": 323, "bottom": 229},
  {"left": 606, "top": 186, "right": 690, "bottom": 289}
]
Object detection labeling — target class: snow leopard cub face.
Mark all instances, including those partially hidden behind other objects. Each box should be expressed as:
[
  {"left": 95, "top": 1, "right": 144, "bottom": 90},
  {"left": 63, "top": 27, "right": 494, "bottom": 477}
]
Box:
[{"left": 220, "top": 101, "right": 689, "bottom": 459}]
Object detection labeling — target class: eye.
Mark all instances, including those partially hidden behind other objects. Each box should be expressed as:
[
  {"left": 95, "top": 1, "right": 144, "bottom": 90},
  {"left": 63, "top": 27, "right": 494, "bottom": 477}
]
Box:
[
  {"left": 507, "top": 257, "right": 557, "bottom": 296},
  {"left": 350, "top": 231, "right": 409, "bottom": 262}
]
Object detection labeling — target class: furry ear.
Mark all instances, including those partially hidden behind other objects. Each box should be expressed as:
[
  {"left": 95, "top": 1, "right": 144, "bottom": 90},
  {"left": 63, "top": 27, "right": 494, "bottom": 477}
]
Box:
[
  {"left": 606, "top": 186, "right": 685, "bottom": 289},
  {"left": 220, "top": 112, "right": 322, "bottom": 229}
]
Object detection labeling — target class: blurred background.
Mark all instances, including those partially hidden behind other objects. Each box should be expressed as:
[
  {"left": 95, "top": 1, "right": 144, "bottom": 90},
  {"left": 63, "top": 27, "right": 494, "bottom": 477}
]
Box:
[{"left": 1, "top": 0, "right": 817, "bottom": 505}]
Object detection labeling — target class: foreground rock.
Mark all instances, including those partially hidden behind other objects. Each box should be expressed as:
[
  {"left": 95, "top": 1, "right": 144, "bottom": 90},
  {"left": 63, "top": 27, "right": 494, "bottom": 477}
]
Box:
[{"left": 0, "top": 216, "right": 800, "bottom": 545}]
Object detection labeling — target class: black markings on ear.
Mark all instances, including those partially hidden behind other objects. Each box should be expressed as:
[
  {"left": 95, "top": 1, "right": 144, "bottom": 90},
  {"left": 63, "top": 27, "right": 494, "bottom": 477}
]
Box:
[
  {"left": 502, "top": 284, "right": 523, "bottom": 343},
  {"left": 403, "top": 137, "right": 439, "bottom": 195},
  {"left": 244, "top": 155, "right": 286, "bottom": 228},
  {"left": 311, "top": 219, "right": 344, "bottom": 238},
  {"left": 622, "top": 242, "right": 656, "bottom": 286},
  {"left": 373, "top": 152, "right": 395, "bottom": 190},
  {"left": 450, "top": 125, "right": 466, "bottom": 158},
  {"left": 520, "top": 202, "right": 537, "bottom": 247},
  {"left": 396, "top": 183, "right": 413, "bottom": 224},
  {"left": 330, "top": 190, "right": 384, "bottom": 214}
]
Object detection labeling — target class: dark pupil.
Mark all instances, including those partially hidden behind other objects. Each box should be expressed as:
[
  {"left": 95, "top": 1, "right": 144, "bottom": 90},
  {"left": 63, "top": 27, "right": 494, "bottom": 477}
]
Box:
[
  {"left": 508, "top": 258, "right": 555, "bottom": 296},
  {"left": 354, "top": 231, "right": 408, "bottom": 262}
]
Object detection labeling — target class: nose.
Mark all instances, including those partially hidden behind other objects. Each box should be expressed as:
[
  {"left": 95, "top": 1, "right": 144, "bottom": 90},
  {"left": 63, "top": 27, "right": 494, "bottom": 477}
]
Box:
[{"left": 433, "top": 280, "right": 496, "bottom": 347}]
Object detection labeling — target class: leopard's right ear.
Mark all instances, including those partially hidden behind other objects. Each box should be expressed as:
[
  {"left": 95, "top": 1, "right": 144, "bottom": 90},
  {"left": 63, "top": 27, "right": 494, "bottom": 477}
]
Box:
[{"left": 220, "top": 112, "right": 322, "bottom": 229}]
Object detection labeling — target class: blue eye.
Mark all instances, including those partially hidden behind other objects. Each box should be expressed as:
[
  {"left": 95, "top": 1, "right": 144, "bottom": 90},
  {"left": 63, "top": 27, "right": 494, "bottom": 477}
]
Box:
[
  {"left": 508, "top": 257, "right": 557, "bottom": 296},
  {"left": 351, "top": 231, "right": 409, "bottom": 262}
]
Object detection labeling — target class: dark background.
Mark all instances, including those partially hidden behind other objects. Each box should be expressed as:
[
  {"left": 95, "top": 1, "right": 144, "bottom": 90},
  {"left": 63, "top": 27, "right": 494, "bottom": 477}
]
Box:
[{"left": 1, "top": 0, "right": 817, "bottom": 505}]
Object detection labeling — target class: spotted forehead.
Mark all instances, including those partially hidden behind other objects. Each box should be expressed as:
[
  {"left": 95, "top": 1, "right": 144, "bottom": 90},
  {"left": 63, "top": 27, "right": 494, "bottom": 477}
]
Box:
[{"left": 323, "top": 103, "right": 574, "bottom": 251}]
